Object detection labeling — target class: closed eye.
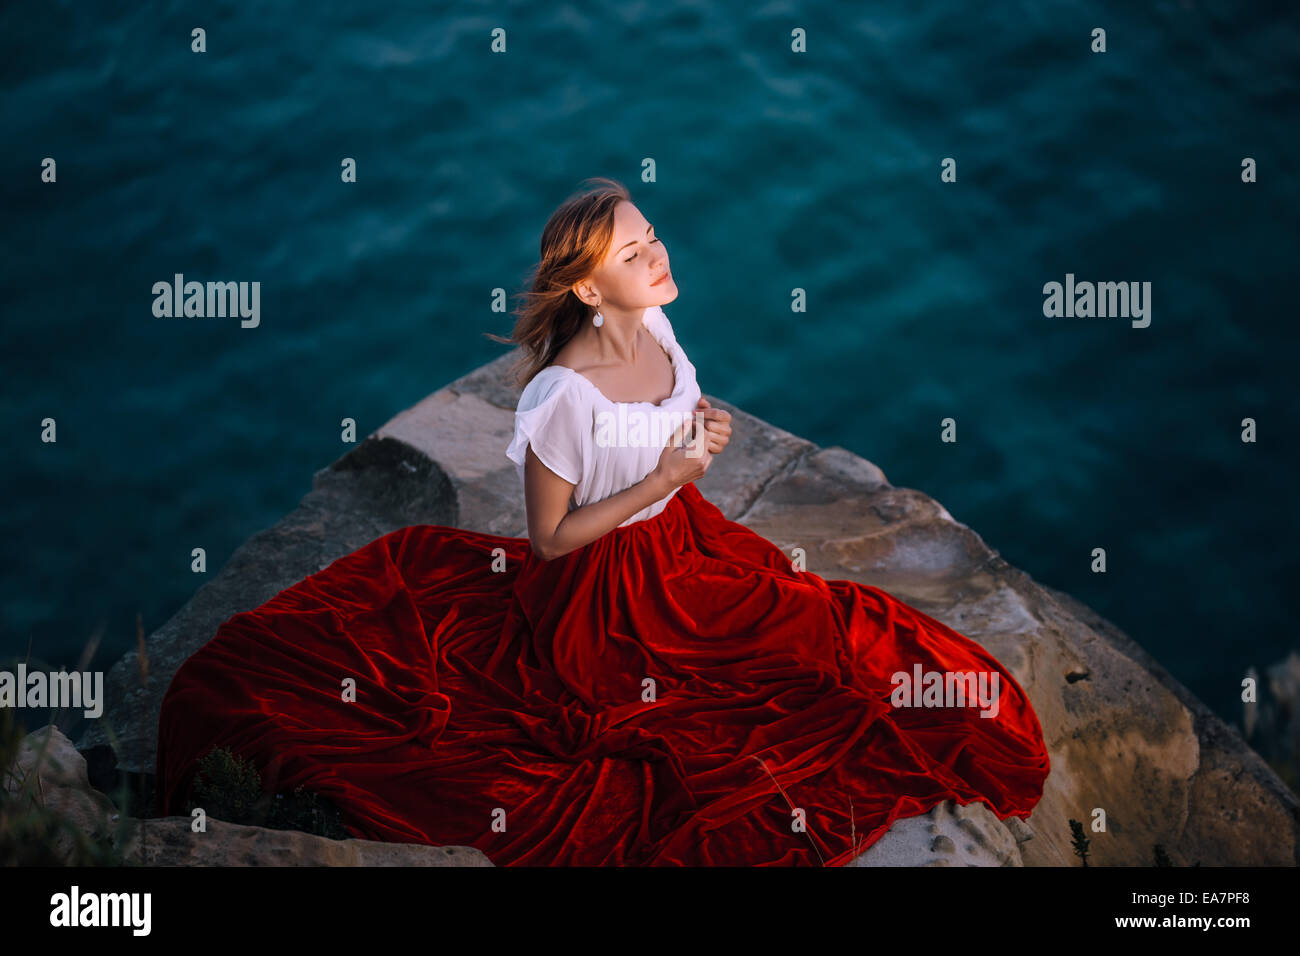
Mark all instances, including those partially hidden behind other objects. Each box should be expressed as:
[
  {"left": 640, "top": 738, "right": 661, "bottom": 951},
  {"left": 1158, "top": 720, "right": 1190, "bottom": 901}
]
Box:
[{"left": 625, "top": 236, "right": 661, "bottom": 263}]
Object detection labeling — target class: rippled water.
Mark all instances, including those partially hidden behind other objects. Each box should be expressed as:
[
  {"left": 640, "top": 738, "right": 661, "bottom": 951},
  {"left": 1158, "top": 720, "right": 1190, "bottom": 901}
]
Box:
[{"left": 2, "top": 1, "right": 1297, "bottom": 731}]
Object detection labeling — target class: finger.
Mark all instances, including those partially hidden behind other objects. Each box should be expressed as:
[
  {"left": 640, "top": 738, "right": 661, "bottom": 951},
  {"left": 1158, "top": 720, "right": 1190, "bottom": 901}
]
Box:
[
  {"left": 702, "top": 419, "right": 731, "bottom": 442},
  {"left": 686, "top": 420, "right": 710, "bottom": 458},
  {"left": 665, "top": 413, "right": 694, "bottom": 447}
]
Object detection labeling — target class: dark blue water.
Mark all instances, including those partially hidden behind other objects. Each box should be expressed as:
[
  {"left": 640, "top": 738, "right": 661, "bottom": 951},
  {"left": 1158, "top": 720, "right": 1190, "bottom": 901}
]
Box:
[{"left": 3, "top": 1, "right": 1297, "bottom": 733}]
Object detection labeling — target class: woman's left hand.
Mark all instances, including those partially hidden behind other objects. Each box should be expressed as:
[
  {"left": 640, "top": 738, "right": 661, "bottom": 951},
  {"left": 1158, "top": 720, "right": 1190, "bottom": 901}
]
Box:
[{"left": 694, "top": 396, "right": 731, "bottom": 456}]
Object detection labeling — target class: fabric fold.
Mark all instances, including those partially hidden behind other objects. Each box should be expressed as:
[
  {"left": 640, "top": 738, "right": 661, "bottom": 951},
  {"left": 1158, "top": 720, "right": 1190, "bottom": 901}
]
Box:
[{"left": 156, "top": 481, "right": 1051, "bottom": 866}]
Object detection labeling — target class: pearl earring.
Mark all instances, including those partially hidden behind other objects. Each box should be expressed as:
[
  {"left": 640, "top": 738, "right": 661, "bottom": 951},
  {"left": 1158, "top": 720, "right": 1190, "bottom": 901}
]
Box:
[{"left": 593, "top": 305, "right": 604, "bottom": 328}]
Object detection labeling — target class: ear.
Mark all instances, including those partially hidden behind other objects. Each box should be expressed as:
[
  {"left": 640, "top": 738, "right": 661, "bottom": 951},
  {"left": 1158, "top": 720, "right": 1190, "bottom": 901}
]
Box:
[{"left": 570, "top": 280, "right": 598, "bottom": 306}]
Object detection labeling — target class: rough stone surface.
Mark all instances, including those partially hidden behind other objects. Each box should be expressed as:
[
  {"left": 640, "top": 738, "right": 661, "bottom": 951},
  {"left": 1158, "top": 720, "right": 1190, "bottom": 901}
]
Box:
[
  {"left": 848, "top": 799, "right": 1027, "bottom": 866},
  {"left": 9, "top": 726, "right": 491, "bottom": 866},
  {"left": 71, "top": 348, "right": 1300, "bottom": 866}
]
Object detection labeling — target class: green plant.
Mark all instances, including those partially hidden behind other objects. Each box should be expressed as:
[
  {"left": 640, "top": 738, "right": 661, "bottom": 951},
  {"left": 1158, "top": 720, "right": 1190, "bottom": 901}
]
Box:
[
  {"left": 0, "top": 704, "right": 135, "bottom": 866},
  {"left": 189, "top": 746, "right": 263, "bottom": 824},
  {"left": 1068, "top": 818, "right": 1090, "bottom": 867},
  {"left": 266, "top": 785, "right": 347, "bottom": 837},
  {"left": 185, "top": 745, "right": 348, "bottom": 839}
]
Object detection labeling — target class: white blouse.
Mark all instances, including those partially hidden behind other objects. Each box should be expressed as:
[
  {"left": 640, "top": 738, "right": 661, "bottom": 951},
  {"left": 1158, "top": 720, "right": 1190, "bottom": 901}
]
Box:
[{"left": 506, "top": 305, "right": 703, "bottom": 527}]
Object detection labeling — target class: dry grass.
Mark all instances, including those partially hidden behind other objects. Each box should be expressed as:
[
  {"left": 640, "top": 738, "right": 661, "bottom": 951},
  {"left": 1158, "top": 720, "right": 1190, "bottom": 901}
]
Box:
[
  {"left": 0, "top": 624, "right": 146, "bottom": 866},
  {"left": 751, "top": 754, "right": 868, "bottom": 866}
]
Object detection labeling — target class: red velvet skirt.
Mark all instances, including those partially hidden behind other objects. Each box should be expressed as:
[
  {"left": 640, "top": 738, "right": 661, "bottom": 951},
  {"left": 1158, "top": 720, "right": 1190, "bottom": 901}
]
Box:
[{"left": 156, "top": 481, "right": 1050, "bottom": 865}]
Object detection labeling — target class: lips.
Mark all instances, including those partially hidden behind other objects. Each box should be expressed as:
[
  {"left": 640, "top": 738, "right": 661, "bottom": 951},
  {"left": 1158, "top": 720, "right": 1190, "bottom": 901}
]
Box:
[{"left": 651, "top": 272, "right": 670, "bottom": 286}]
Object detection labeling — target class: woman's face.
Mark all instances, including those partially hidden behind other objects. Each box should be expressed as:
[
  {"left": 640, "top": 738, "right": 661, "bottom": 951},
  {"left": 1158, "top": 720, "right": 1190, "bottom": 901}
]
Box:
[{"left": 581, "top": 200, "right": 677, "bottom": 311}]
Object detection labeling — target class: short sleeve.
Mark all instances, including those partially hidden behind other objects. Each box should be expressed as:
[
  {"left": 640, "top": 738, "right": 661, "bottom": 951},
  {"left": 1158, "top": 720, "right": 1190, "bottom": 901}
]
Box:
[{"left": 505, "top": 370, "right": 587, "bottom": 486}]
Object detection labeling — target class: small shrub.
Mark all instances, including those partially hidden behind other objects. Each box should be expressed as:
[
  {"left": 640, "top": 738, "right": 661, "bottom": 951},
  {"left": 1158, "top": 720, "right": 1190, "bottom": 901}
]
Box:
[
  {"left": 1068, "top": 818, "right": 1090, "bottom": 867},
  {"left": 267, "top": 786, "right": 347, "bottom": 838},
  {"left": 185, "top": 746, "right": 348, "bottom": 839},
  {"left": 188, "top": 746, "right": 263, "bottom": 824}
]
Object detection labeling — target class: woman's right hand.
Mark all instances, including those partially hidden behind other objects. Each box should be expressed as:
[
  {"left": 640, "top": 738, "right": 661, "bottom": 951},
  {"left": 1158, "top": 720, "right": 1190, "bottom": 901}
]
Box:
[{"left": 652, "top": 412, "right": 712, "bottom": 491}]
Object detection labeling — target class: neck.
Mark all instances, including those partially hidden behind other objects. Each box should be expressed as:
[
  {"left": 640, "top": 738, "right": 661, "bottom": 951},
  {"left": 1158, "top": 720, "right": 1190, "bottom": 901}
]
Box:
[{"left": 585, "top": 307, "right": 645, "bottom": 364}]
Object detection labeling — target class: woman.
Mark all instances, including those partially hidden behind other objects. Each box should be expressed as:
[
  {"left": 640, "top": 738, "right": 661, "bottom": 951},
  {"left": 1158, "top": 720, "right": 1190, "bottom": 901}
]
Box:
[{"left": 155, "top": 178, "right": 1050, "bottom": 866}]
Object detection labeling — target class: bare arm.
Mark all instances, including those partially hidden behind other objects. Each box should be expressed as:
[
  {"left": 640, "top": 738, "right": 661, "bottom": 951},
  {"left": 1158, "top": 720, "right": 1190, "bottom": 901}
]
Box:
[
  {"left": 524, "top": 406, "right": 727, "bottom": 561},
  {"left": 523, "top": 444, "right": 675, "bottom": 560}
]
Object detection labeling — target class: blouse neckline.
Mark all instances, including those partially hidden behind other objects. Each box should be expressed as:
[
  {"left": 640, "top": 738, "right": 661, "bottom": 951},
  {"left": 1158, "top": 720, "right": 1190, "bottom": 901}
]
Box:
[{"left": 548, "top": 309, "right": 681, "bottom": 408}]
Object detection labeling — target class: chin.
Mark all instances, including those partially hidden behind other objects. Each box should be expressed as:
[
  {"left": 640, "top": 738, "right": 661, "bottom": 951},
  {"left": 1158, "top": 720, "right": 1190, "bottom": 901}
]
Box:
[{"left": 655, "top": 282, "right": 679, "bottom": 304}]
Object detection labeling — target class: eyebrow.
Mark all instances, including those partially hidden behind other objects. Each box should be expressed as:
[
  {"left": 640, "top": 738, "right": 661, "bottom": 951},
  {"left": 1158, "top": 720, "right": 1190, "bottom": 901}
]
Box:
[{"left": 616, "top": 223, "right": 654, "bottom": 254}]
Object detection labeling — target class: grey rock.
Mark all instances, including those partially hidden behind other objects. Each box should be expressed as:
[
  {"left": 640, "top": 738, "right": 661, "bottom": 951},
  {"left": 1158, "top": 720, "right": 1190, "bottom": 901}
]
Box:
[
  {"left": 11, "top": 725, "right": 491, "bottom": 866},
  {"left": 848, "top": 800, "right": 1023, "bottom": 867},
  {"left": 73, "top": 347, "right": 1300, "bottom": 866}
]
